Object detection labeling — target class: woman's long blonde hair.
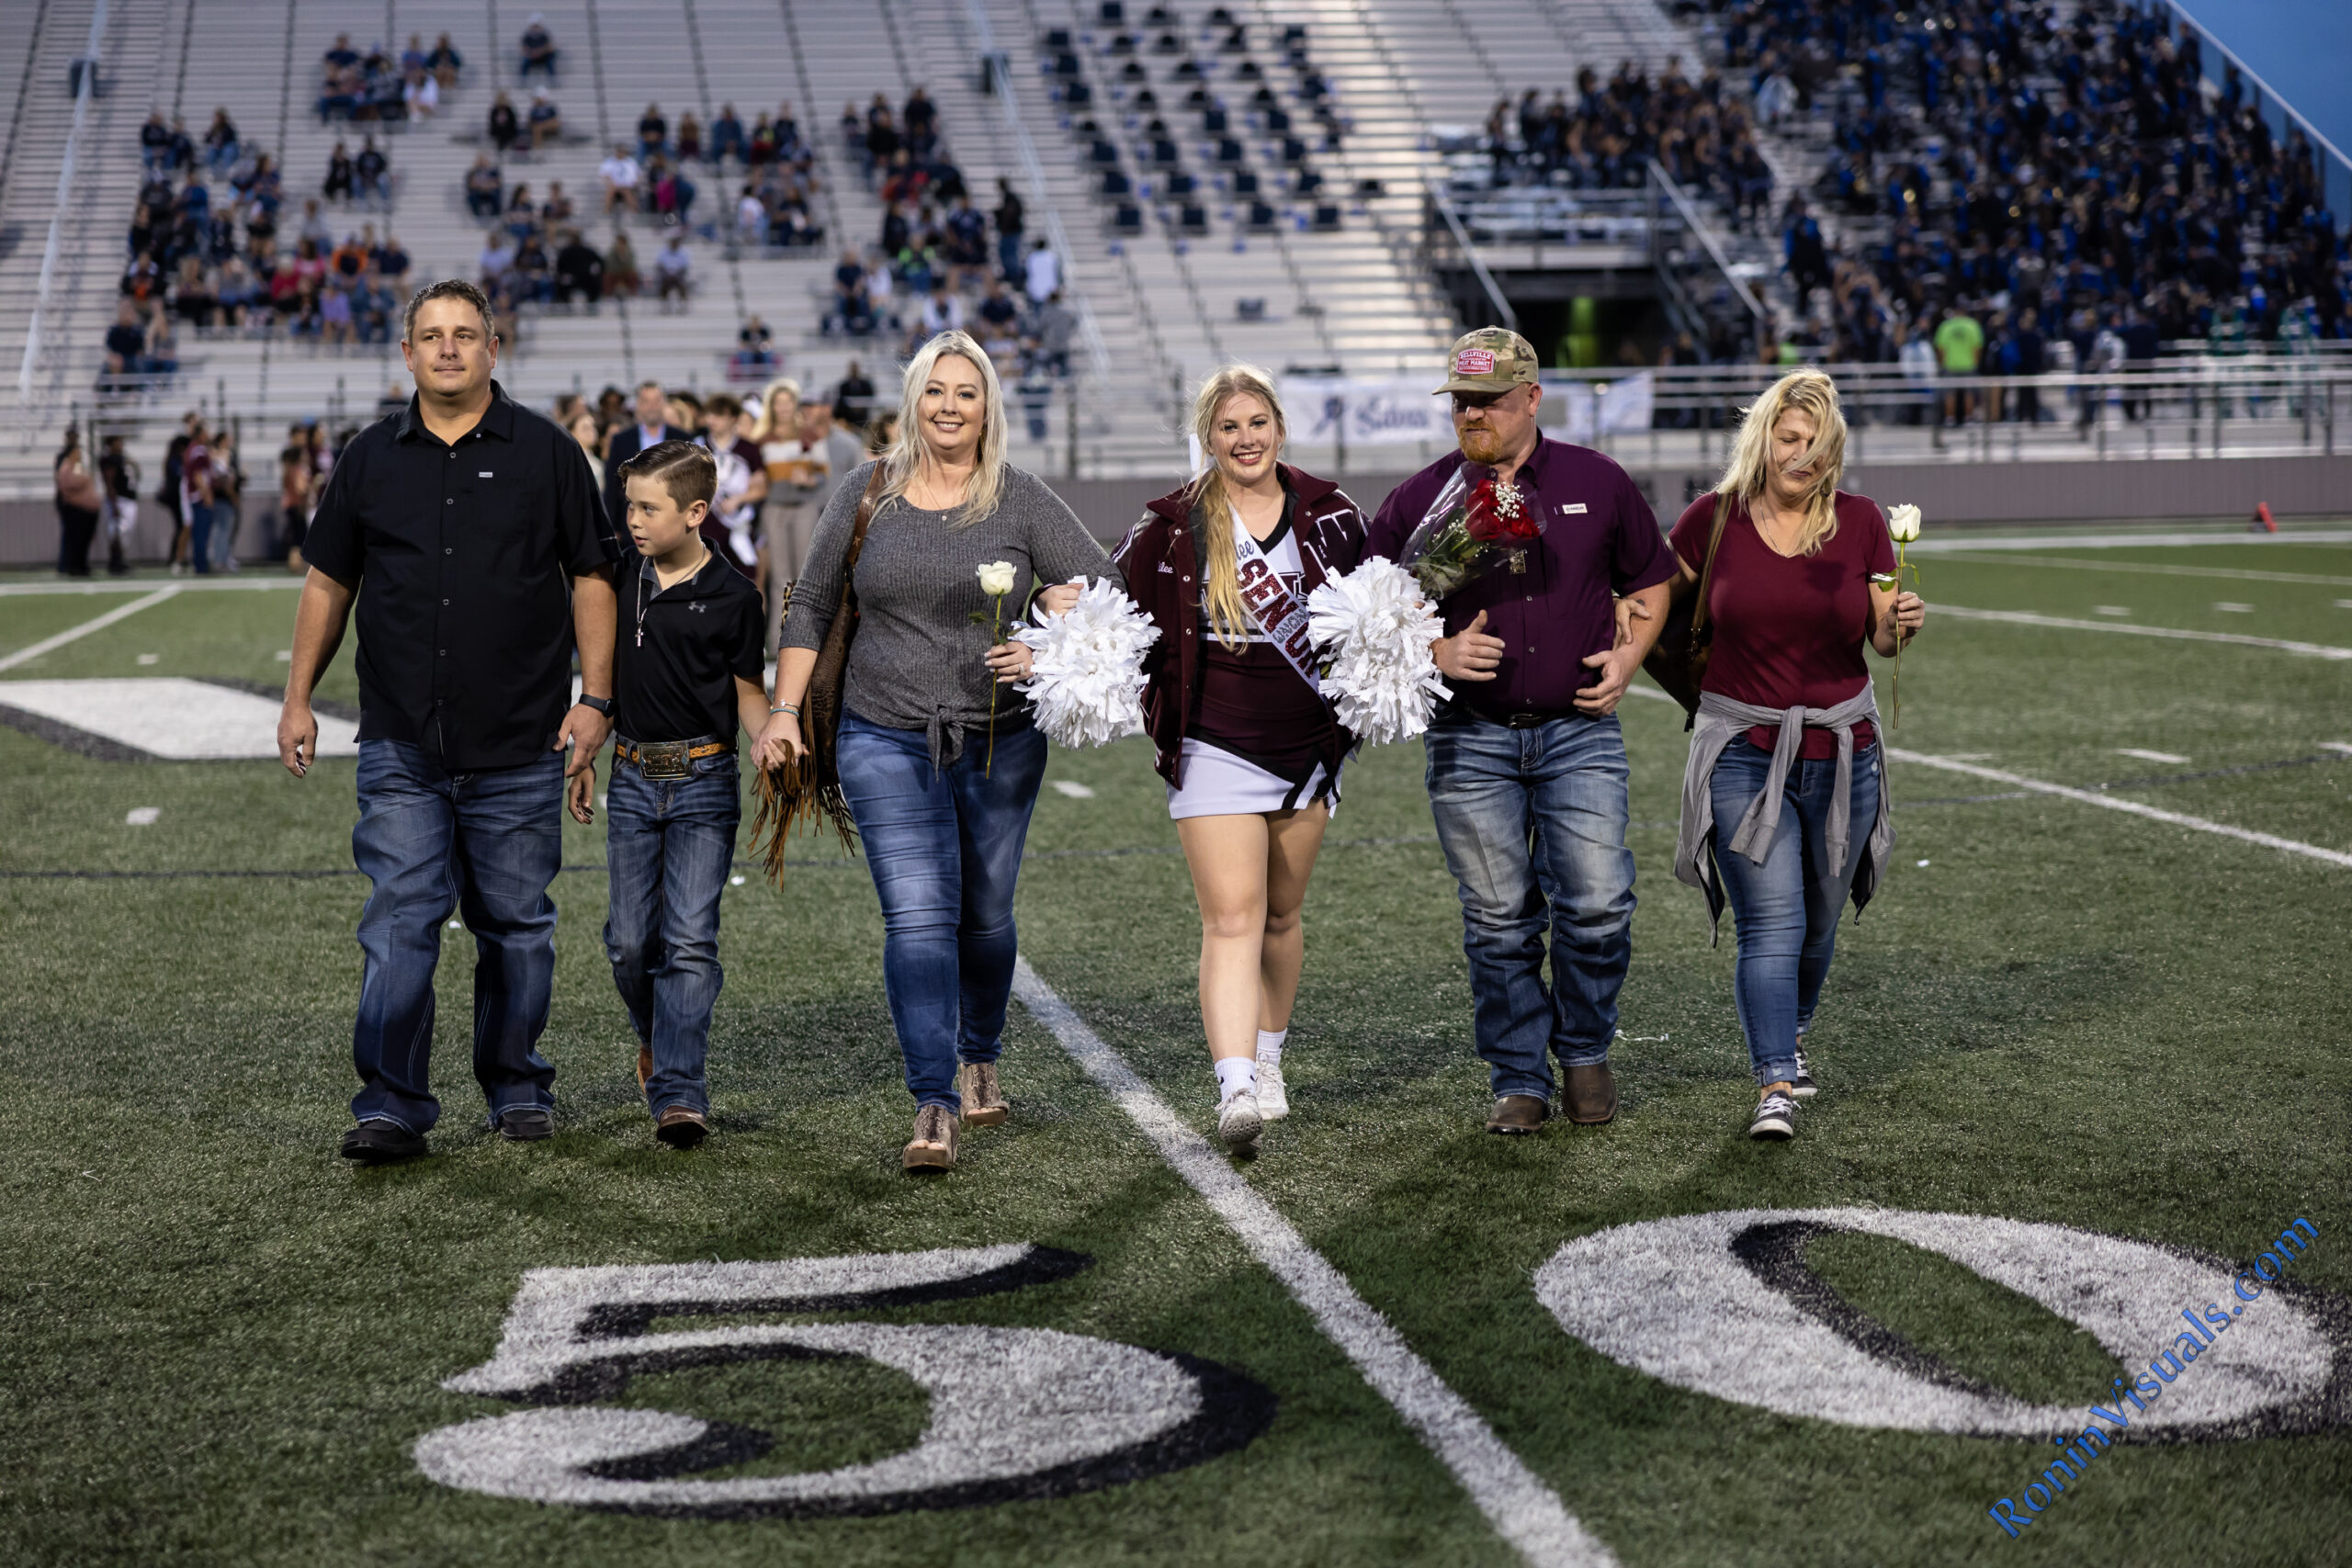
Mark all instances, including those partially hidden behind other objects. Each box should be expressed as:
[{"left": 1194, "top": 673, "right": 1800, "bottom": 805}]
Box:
[
  {"left": 1715, "top": 367, "right": 1849, "bottom": 555},
  {"left": 749, "top": 377, "right": 802, "bottom": 443},
  {"left": 1186, "top": 364, "right": 1287, "bottom": 650},
  {"left": 876, "top": 332, "right": 1009, "bottom": 527}
]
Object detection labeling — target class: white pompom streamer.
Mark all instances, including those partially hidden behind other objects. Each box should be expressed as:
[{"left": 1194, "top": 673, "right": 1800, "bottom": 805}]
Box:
[
  {"left": 1012, "top": 579, "right": 1161, "bottom": 749},
  {"left": 1306, "top": 558, "right": 1451, "bottom": 747}
]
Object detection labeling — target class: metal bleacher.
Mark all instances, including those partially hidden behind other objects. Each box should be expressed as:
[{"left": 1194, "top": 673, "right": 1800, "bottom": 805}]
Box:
[{"left": 0, "top": 0, "right": 1824, "bottom": 500}]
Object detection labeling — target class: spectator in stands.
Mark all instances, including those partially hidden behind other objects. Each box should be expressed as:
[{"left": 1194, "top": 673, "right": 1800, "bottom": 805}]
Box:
[
  {"left": 54, "top": 425, "right": 102, "bottom": 579},
  {"left": 676, "top": 111, "right": 702, "bottom": 164},
  {"left": 606, "top": 231, "right": 642, "bottom": 298},
  {"left": 519, "top": 14, "right": 559, "bottom": 80},
  {"left": 1784, "top": 197, "right": 1830, "bottom": 311},
  {"left": 639, "top": 104, "right": 668, "bottom": 160},
  {"left": 834, "top": 361, "right": 875, "bottom": 429},
  {"left": 202, "top": 108, "right": 239, "bottom": 175},
  {"left": 356, "top": 137, "right": 390, "bottom": 205},
  {"left": 513, "top": 230, "right": 553, "bottom": 302},
  {"left": 944, "top": 195, "right": 988, "bottom": 289},
  {"left": 1029, "top": 289, "right": 1075, "bottom": 378},
  {"left": 913, "top": 279, "right": 964, "bottom": 351},
  {"left": 325, "top": 141, "right": 356, "bottom": 203},
  {"left": 1023, "top": 237, "right": 1059, "bottom": 305},
  {"left": 320, "top": 276, "right": 356, "bottom": 344},
  {"left": 710, "top": 103, "right": 745, "bottom": 166},
  {"left": 655, "top": 235, "right": 693, "bottom": 308},
  {"left": 650, "top": 158, "right": 696, "bottom": 227},
  {"left": 992, "top": 177, "right": 1023, "bottom": 285},
  {"left": 601, "top": 145, "right": 642, "bottom": 215},
  {"left": 466, "top": 154, "right": 503, "bottom": 220},
  {"left": 375, "top": 231, "right": 411, "bottom": 289},
  {"left": 976, "top": 277, "right": 1020, "bottom": 354},
  {"left": 828, "top": 248, "right": 871, "bottom": 335},
  {"left": 1932, "top": 301, "right": 1983, "bottom": 426},
  {"left": 504, "top": 184, "right": 538, "bottom": 243},
  {"left": 479, "top": 231, "right": 517, "bottom": 293},
  {"left": 141, "top": 111, "right": 175, "bottom": 173},
  {"left": 528, "top": 90, "right": 563, "bottom": 150},
  {"left": 428, "top": 32, "right": 463, "bottom": 89},
  {"left": 553, "top": 230, "right": 605, "bottom": 305},
  {"left": 489, "top": 93, "right": 521, "bottom": 155},
  {"left": 903, "top": 87, "right": 938, "bottom": 158},
  {"left": 863, "top": 98, "right": 899, "bottom": 190},
  {"left": 403, "top": 68, "right": 439, "bottom": 121},
  {"left": 736, "top": 315, "right": 776, "bottom": 368}
]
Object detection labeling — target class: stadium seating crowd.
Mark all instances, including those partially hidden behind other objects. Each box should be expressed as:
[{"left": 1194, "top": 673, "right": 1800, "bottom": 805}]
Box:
[
  {"left": 1476, "top": 59, "right": 1776, "bottom": 226},
  {"left": 1691, "top": 0, "right": 2348, "bottom": 395}
]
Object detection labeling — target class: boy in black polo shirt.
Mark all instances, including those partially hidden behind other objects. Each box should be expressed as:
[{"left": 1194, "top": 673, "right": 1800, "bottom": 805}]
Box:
[{"left": 568, "top": 440, "right": 767, "bottom": 1147}]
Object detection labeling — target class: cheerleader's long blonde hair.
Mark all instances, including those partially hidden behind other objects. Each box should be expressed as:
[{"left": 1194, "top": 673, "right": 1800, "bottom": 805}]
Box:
[
  {"left": 1715, "top": 367, "right": 1849, "bottom": 555},
  {"left": 1187, "top": 364, "right": 1288, "bottom": 650}
]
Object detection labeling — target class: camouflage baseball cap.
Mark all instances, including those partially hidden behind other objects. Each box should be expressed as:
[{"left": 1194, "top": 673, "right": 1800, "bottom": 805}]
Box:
[{"left": 1433, "top": 327, "right": 1540, "bottom": 394}]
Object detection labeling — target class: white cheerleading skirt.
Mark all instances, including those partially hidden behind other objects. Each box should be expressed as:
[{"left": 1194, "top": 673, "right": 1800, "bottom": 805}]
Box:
[{"left": 1167, "top": 738, "right": 1340, "bottom": 820}]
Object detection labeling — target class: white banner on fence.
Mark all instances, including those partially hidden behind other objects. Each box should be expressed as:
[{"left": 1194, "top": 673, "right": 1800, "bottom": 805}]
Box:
[
  {"left": 1283, "top": 372, "right": 1656, "bottom": 449},
  {"left": 1283, "top": 378, "right": 1453, "bottom": 447}
]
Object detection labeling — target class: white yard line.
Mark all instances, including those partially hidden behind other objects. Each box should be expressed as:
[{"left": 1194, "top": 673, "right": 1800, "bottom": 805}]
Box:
[
  {"left": 0, "top": 577, "right": 302, "bottom": 598},
  {"left": 1886, "top": 751, "right": 2352, "bottom": 869},
  {"left": 1932, "top": 604, "right": 2352, "bottom": 659},
  {"left": 1943, "top": 554, "right": 2352, "bottom": 588},
  {"left": 0, "top": 586, "right": 181, "bottom": 672},
  {"left": 1010, "top": 959, "right": 1611, "bottom": 1568},
  {"left": 1909, "top": 528, "right": 2352, "bottom": 553}
]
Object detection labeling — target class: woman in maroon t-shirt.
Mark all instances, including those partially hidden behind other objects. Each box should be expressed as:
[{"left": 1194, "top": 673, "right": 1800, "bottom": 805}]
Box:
[
  {"left": 1113, "top": 366, "right": 1365, "bottom": 1155},
  {"left": 1663, "top": 368, "right": 1924, "bottom": 1142}
]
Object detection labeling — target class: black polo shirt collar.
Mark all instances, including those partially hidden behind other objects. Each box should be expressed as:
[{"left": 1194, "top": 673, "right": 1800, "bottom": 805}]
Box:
[{"left": 391, "top": 379, "right": 520, "bottom": 446}]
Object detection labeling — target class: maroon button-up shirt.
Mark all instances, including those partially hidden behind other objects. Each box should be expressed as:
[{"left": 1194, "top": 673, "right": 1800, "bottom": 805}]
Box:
[{"left": 1365, "top": 435, "right": 1674, "bottom": 718}]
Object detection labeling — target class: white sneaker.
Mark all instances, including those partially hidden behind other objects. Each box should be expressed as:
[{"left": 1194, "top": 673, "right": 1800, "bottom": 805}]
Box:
[
  {"left": 1254, "top": 1054, "right": 1288, "bottom": 1120},
  {"left": 1216, "top": 1088, "right": 1262, "bottom": 1152}
]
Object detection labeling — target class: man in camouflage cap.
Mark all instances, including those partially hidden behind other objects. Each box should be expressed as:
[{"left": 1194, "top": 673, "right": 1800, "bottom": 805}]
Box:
[{"left": 1366, "top": 326, "right": 1676, "bottom": 1136}]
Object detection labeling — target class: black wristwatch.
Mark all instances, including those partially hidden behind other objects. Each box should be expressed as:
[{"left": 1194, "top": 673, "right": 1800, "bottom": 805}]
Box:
[{"left": 578, "top": 694, "right": 613, "bottom": 716}]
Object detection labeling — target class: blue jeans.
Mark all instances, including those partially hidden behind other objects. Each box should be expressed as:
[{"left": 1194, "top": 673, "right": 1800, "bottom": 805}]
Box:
[
  {"left": 350, "top": 740, "right": 564, "bottom": 1132},
  {"left": 603, "top": 750, "right": 741, "bottom": 1118},
  {"left": 836, "top": 710, "right": 1048, "bottom": 1111},
  {"left": 1424, "top": 711, "right": 1636, "bottom": 1101},
  {"left": 1708, "top": 738, "right": 1882, "bottom": 1088},
  {"left": 187, "top": 503, "right": 215, "bottom": 574}
]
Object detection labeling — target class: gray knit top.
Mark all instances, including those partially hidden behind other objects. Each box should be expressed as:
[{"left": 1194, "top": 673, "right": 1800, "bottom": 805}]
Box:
[{"left": 781, "top": 459, "right": 1116, "bottom": 766}]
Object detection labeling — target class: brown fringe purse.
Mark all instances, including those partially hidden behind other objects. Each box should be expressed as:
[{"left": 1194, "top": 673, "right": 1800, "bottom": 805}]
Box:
[
  {"left": 1639, "top": 491, "right": 1731, "bottom": 728},
  {"left": 749, "top": 466, "right": 888, "bottom": 884}
]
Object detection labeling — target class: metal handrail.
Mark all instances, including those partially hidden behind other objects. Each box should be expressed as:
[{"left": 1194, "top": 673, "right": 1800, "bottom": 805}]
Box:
[
  {"left": 962, "top": 0, "right": 1114, "bottom": 389},
  {"left": 19, "top": 0, "right": 109, "bottom": 400},
  {"left": 1423, "top": 179, "right": 1516, "bottom": 332},
  {"left": 1645, "top": 159, "right": 1767, "bottom": 326},
  {"left": 2156, "top": 0, "right": 2352, "bottom": 229}
]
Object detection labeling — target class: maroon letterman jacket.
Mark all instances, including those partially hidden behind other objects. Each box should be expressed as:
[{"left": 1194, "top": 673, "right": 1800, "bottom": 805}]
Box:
[{"left": 1111, "top": 463, "right": 1368, "bottom": 787}]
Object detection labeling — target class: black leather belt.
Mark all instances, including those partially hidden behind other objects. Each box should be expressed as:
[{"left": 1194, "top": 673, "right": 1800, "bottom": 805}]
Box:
[
  {"left": 615, "top": 735, "right": 732, "bottom": 779},
  {"left": 1490, "top": 708, "right": 1581, "bottom": 729}
]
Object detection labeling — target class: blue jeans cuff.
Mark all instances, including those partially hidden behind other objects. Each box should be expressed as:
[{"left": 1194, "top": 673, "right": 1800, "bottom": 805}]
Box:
[{"left": 1557, "top": 1045, "right": 1611, "bottom": 1068}]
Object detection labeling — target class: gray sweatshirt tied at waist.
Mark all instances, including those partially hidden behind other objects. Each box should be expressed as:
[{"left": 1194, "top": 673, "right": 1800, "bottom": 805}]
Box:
[
  {"left": 1672, "top": 684, "right": 1895, "bottom": 943},
  {"left": 780, "top": 460, "right": 1115, "bottom": 770}
]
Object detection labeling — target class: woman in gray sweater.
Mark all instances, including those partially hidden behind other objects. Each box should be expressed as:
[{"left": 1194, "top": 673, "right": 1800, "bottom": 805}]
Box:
[{"left": 754, "top": 332, "right": 1111, "bottom": 1171}]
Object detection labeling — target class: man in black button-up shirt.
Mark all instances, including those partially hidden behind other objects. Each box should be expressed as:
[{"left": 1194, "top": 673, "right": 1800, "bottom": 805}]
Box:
[{"left": 277, "top": 279, "right": 619, "bottom": 1163}]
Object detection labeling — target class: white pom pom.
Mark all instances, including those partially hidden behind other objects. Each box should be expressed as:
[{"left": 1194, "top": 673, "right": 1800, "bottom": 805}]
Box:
[
  {"left": 1012, "top": 579, "right": 1161, "bottom": 749},
  {"left": 1306, "top": 558, "right": 1452, "bottom": 747}
]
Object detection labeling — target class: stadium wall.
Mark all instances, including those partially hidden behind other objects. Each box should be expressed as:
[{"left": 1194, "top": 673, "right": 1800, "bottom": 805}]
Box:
[{"left": 6, "top": 457, "right": 2349, "bottom": 565}]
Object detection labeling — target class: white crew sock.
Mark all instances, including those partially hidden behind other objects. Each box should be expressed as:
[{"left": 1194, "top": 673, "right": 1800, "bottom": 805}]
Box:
[
  {"left": 1255, "top": 1028, "right": 1287, "bottom": 1065},
  {"left": 1215, "top": 1056, "right": 1258, "bottom": 1100}
]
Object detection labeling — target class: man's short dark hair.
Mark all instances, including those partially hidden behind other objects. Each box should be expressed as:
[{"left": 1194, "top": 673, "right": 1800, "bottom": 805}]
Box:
[
  {"left": 618, "top": 438, "right": 716, "bottom": 511},
  {"left": 401, "top": 278, "right": 496, "bottom": 343}
]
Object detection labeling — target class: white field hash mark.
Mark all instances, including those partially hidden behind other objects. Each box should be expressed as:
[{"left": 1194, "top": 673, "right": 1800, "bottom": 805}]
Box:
[
  {"left": 2115, "top": 749, "right": 2191, "bottom": 764},
  {"left": 1010, "top": 959, "right": 1612, "bottom": 1568},
  {"left": 1930, "top": 605, "right": 2352, "bottom": 660},
  {"left": 1888, "top": 752, "right": 2352, "bottom": 870},
  {"left": 1050, "top": 779, "right": 1096, "bottom": 798}
]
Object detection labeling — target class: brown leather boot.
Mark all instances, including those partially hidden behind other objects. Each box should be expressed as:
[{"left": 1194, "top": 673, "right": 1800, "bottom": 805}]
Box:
[
  {"left": 902, "top": 1104, "right": 959, "bottom": 1171},
  {"left": 654, "top": 1105, "right": 708, "bottom": 1149},
  {"left": 1563, "top": 1061, "right": 1618, "bottom": 1124},
  {"left": 1485, "top": 1094, "right": 1550, "bottom": 1134},
  {"left": 957, "top": 1061, "right": 1009, "bottom": 1126}
]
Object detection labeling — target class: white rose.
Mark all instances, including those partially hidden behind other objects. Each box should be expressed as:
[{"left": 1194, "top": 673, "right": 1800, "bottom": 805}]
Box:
[
  {"left": 976, "top": 560, "right": 1018, "bottom": 597},
  {"left": 1886, "top": 503, "right": 1922, "bottom": 544}
]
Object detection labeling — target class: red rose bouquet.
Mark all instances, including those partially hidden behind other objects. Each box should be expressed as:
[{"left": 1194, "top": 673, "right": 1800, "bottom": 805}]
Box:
[{"left": 1397, "top": 466, "right": 1543, "bottom": 599}]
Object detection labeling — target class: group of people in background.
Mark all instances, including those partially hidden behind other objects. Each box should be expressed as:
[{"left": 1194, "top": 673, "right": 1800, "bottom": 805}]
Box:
[{"left": 266, "top": 271, "right": 1921, "bottom": 1179}]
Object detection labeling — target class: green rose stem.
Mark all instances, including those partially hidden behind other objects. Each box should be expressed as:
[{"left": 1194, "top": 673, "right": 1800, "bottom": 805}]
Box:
[{"left": 985, "top": 591, "right": 1004, "bottom": 777}]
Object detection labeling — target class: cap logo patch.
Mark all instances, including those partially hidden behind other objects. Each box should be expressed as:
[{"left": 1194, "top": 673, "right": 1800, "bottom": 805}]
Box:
[{"left": 1454, "top": 348, "right": 1496, "bottom": 376}]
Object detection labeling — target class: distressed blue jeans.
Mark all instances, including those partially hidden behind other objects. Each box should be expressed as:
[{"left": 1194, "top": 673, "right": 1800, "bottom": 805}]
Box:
[
  {"left": 837, "top": 710, "right": 1047, "bottom": 1111},
  {"left": 1424, "top": 710, "right": 1637, "bottom": 1102},
  {"left": 350, "top": 740, "right": 563, "bottom": 1133},
  {"left": 1708, "top": 737, "right": 1882, "bottom": 1088},
  {"left": 603, "top": 750, "right": 742, "bottom": 1119}
]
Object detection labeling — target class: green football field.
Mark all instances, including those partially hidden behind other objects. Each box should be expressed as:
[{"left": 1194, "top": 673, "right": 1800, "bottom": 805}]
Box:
[{"left": 2, "top": 527, "right": 2347, "bottom": 1567}]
